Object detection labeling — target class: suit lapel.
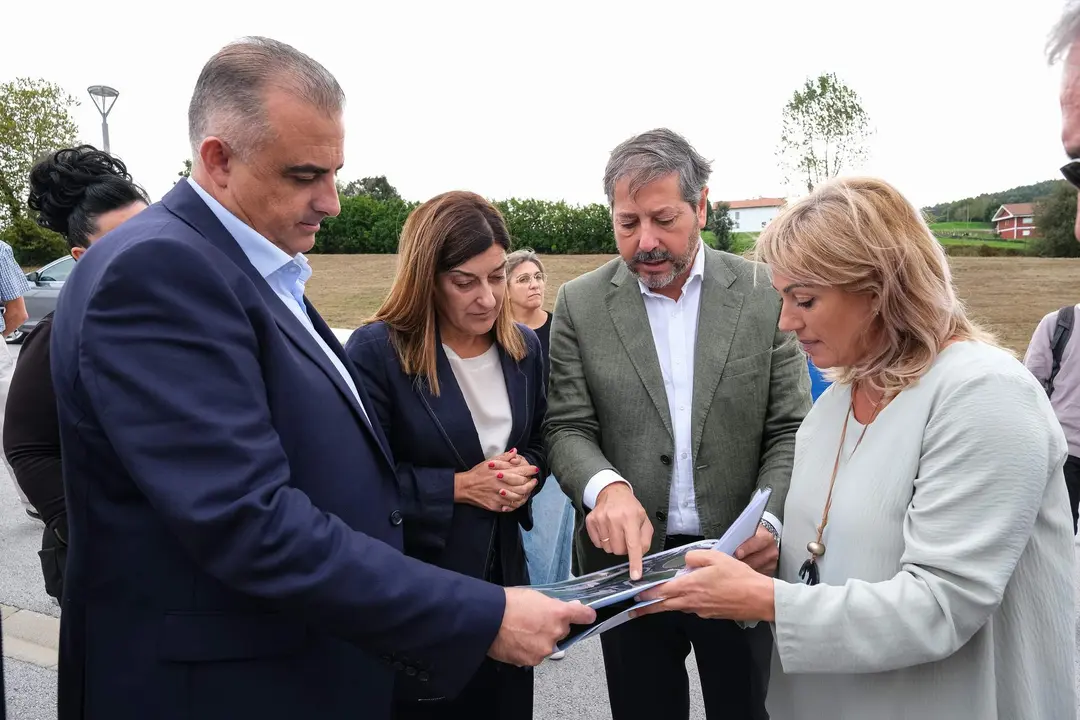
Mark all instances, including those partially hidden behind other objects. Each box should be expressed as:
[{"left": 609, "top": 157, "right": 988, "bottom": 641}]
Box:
[
  {"left": 497, "top": 344, "right": 528, "bottom": 452},
  {"left": 160, "top": 181, "right": 391, "bottom": 462},
  {"left": 416, "top": 341, "right": 487, "bottom": 470},
  {"left": 305, "top": 302, "right": 395, "bottom": 467},
  {"left": 691, "top": 249, "right": 744, "bottom": 455},
  {"left": 606, "top": 264, "right": 672, "bottom": 439}
]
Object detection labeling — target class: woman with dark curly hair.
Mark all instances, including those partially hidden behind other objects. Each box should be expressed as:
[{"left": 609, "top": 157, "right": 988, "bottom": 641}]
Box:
[{"left": 3, "top": 145, "right": 148, "bottom": 600}]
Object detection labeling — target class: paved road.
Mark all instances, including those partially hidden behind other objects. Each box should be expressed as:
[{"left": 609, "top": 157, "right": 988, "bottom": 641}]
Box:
[{"left": 0, "top": 335, "right": 1075, "bottom": 719}]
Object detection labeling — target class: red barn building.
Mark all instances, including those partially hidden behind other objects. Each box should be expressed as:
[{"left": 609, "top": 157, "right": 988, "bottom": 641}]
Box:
[{"left": 991, "top": 203, "right": 1036, "bottom": 240}]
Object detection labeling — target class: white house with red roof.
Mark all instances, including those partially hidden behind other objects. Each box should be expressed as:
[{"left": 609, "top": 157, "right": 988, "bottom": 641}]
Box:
[
  {"left": 719, "top": 197, "right": 786, "bottom": 232},
  {"left": 991, "top": 203, "right": 1036, "bottom": 240}
]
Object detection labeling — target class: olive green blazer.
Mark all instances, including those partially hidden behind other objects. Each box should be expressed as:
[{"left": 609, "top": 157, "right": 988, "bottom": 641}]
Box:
[{"left": 543, "top": 247, "right": 811, "bottom": 573}]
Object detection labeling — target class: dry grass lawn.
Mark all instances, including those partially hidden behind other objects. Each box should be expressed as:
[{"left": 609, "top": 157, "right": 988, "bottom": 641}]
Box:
[{"left": 305, "top": 254, "right": 1080, "bottom": 356}]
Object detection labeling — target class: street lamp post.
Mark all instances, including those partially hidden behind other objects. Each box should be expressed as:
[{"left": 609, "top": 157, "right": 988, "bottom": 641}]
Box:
[{"left": 87, "top": 85, "right": 119, "bottom": 153}]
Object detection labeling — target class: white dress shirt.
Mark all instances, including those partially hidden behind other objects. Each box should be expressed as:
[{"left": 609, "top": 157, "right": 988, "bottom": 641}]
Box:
[
  {"left": 583, "top": 241, "right": 782, "bottom": 537},
  {"left": 186, "top": 179, "right": 369, "bottom": 425}
]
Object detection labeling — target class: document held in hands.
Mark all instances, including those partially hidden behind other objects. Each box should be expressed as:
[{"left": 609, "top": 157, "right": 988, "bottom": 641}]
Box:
[{"left": 526, "top": 487, "right": 773, "bottom": 652}]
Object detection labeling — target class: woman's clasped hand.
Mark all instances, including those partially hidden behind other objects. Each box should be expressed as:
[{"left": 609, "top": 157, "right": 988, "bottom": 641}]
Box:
[{"left": 454, "top": 448, "right": 540, "bottom": 512}]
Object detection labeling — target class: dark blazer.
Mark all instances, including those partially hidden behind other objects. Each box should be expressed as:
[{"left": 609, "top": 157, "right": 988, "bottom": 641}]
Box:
[
  {"left": 345, "top": 321, "right": 548, "bottom": 588},
  {"left": 49, "top": 180, "right": 505, "bottom": 720}
]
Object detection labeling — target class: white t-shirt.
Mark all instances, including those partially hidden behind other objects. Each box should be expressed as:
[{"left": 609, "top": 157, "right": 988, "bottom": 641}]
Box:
[{"left": 442, "top": 343, "right": 513, "bottom": 459}]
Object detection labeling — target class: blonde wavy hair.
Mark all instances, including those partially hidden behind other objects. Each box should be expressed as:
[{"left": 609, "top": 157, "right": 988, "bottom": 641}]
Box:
[{"left": 753, "top": 177, "right": 1000, "bottom": 398}]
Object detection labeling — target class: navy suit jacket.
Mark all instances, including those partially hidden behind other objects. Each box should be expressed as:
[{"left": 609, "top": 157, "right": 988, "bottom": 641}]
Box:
[
  {"left": 49, "top": 180, "right": 505, "bottom": 720},
  {"left": 345, "top": 322, "right": 547, "bottom": 588}
]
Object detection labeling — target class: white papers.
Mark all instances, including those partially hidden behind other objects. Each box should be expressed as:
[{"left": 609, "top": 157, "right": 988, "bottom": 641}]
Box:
[
  {"left": 527, "top": 487, "right": 773, "bottom": 653},
  {"left": 529, "top": 538, "right": 718, "bottom": 610},
  {"left": 711, "top": 486, "right": 773, "bottom": 556},
  {"left": 552, "top": 598, "right": 665, "bottom": 651}
]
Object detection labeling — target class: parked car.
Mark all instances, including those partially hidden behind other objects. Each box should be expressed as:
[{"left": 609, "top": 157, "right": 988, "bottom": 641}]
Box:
[{"left": 6, "top": 254, "right": 74, "bottom": 344}]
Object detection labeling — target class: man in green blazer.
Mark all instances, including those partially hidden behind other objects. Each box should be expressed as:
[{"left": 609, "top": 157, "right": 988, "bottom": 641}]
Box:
[{"left": 544, "top": 128, "right": 811, "bottom": 720}]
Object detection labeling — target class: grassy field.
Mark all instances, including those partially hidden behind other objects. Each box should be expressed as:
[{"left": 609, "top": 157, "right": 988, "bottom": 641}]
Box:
[
  {"left": 927, "top": 221, "right": 1022, "bottom": 251},
  {"left": 731, "top": 232, "right": 758, "bottom": 255},
  {"left": 937, "top": 237, "right": 1028, "bottom": 250},
  {"left": 928, "top": 221, "right": 995, "bottom": 233},
  {"left": 305, "top": 254, "right": 1080, "bottom": 356}
]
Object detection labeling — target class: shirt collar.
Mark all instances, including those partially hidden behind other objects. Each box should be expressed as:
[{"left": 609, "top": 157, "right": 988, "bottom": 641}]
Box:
[
  {"left": 185, "top": 177, "right": 302, "bottom": 280},
  {"left": 638, "top": 238, "right": 706, "bottom": 298}
]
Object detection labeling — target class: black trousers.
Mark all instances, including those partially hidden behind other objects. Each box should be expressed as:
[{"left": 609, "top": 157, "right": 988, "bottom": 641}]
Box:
[
  {"left": 1064, "top": 455, "right": 1080, "bottom": 534},
  {"left": 600, "top": 535, "right": 772, "bottom": 720},
  {"left": 392, "top": 657, "right": 532, "bottom": 720}
]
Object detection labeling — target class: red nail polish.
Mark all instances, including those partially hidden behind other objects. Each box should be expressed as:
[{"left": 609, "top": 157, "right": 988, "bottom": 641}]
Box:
[
  {"left": 497, "top": 473, "right": 504, "bottom": 479},
  {"left": 488, "top": 462, "right": 495, "bottom": 468},
  {"left": 500, "top": 490, "right": 507, "bottom": 497}
]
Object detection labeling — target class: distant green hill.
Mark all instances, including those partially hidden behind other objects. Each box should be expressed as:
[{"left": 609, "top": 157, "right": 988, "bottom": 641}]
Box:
[{"left": 922, "top": 180, "right": 1068, "bottom": 223}]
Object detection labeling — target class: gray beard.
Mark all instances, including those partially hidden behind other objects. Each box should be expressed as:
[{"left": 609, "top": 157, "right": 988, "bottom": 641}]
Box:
[{"left": 627, "top": 228, "right": 700, "bottom": 290}]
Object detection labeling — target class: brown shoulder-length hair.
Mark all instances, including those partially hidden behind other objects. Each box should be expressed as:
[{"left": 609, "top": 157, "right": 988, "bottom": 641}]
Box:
[{"left": 368, "top": 190, "right": 526, "bottom": 395}]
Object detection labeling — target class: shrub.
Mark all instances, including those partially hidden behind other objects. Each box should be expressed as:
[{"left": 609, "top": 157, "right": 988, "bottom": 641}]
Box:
[
  {"left": 313, "top": 194, "right": 616, "bottom": 255},
  {"left": 1, "top": 216, "right": 68, "bottom": 266}
]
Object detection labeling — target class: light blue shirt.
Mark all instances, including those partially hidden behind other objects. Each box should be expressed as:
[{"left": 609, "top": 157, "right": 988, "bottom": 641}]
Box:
[
  {"left": 0, "top": 240, "right": 30, "bottom": 334},
  {"left": 186, "top": 179, "right": 368, "bottom": 424}
]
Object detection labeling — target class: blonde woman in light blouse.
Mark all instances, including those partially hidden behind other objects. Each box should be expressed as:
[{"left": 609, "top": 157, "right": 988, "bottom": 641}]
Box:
[{"left": 635, "top": 177, "right": 1076, "bottom": 719}]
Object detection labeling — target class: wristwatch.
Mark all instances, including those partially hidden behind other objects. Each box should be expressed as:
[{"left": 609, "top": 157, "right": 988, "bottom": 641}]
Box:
[{"left": 759, "top": 518, "right": 781, "bottom": 548}]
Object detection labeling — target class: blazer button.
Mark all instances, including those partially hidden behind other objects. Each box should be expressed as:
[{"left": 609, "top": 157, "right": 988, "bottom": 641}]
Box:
[
  {"left": 405, "top": 666, "right": 417, "bottom": 677},
  {"left": 655, "top": 510, "right": 667, "bottom": 522},
  {"left": 390, "top": 510, "right": 403, "bottom": 526},
  {"left": 418, "top": 671, "right": 430, "bottom": 683},
  {"left": 660, "top": 454, "right": 672, "bottom": 465}
]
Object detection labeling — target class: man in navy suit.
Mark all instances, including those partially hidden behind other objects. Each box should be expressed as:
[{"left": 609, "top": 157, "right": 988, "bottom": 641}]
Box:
[{"left": 50, "top": 36, "right": 593, "bottom": 720}]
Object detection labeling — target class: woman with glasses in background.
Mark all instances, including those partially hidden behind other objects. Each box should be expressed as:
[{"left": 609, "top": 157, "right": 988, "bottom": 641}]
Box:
[
  {"left": 631, "top": 177, "right": 1075, "bottom": 720},
  {"left": 504, "top": 251, "right": 575, "bottom": 657}
]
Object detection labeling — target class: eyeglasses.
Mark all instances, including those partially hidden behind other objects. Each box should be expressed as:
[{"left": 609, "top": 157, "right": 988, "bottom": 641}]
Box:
[
  {"left": 513, "top": 272, "right": 546, "bottom": 285},
  {"left": 1061, "top": 158, "right": 1080, "bottom": 189}
]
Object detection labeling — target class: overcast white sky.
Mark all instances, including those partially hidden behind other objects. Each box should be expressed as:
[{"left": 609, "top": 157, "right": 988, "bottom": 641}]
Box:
[{"left": 1, "top": 0, "right": 1070, "bottom": 210}]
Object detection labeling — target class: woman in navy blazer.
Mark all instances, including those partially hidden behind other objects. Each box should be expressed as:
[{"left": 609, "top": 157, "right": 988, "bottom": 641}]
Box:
[{"left": 346, "top": 191, "right": 546, "bottom": 720}]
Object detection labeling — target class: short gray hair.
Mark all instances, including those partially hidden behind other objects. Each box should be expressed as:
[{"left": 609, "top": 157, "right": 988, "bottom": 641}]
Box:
[
  {"left": 1048, "top": 1, "right": 1080, "bottom": 63},
  {"left": 188, "top": 36, "right": 345, "bottom": 159},
  {"left": 506, "top": 248, "right": 545, "bottom": 277},
  {"left": 602, "top": 128, "right": 712, "bottom": 207}
]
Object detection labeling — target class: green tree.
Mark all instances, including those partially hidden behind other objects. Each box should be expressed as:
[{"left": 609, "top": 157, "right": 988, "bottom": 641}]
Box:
[
  {"left": 0, "top": 78, "right": 79, "bottom": 223},
  {"left": 338, "top": 175, "right": 401, "bottom": 202},
  {"left": 1030, "top": 182, "right": 1080, "bottom": 258},
  {"left": 778, "top": 72, "right": 871, "bottom": 194},
  {"left": 1, "top": 215, "right": 67, "bottom": 266},
  {"left": 704, "top": 201, "right": 735, "bottom": 251},
  {"left": 175, "top": 158, "right": 192, "bottom": 183},
  {"left": 315, "top": 195, "right": 615, "bottom": 255}
]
